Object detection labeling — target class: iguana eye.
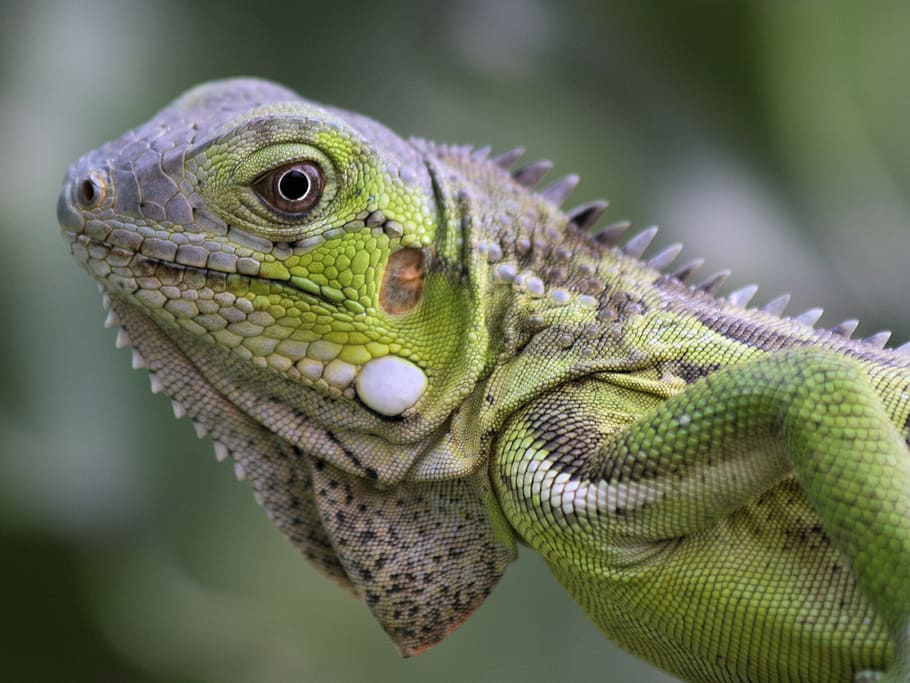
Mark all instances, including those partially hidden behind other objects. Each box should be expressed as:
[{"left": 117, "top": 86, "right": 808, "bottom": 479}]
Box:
[{"left": 252, "top": 161, "right": 324, "bottom": 215}]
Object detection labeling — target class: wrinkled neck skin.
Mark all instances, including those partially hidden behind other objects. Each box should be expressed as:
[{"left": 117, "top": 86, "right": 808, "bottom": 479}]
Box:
[{"left": 416, "top": 142, "right": 672, "bottom": 445}]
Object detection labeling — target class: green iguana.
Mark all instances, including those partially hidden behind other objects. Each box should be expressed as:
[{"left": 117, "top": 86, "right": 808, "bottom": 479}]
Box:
[{"left": 57, "top": 78, "right": 910, "bottom": 683}]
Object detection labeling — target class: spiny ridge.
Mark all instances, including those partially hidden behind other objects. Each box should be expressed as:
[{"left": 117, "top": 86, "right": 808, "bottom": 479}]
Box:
[
  {"left": 793, "top": 308, "right": 824, "bottom": 326},
  {"left": 727, "top": 284, "right": 759, "bottom": 308},
  {"left": 761, "top": 294, "right": 790, "bottom": 316},
  {"left": 647, "top": 243, "right": 683, "bottom": 271},
  {"left": 513, "top": 160, "right": 554, "bottom": 188},
  {"left": 830, "top": 319, "right": 859, "bottom": 338},
  {"left": 622, "top": 226, "right": 659, "bottom": 259},
  {"left": 490, "top": 152, "right": 883, "bottom": 348},
  {"left": 539, "top": 175, "right": 580, "bottom": 205},
  {"left": 594, "top": 220, "right": 632, "bottom": 246},
  {"left": 115, "top": 328, "right": 131, "bottom": 349},
  {"left": 470, "top": 145, "right": 491, "bottom": 163},
  {"left": 697, "top": 270, "right": 731, "bottom": 295},
  {"left": 570, "top": 201, "right": 611, "bottom": 232},
  {"left": 100, "top": 294, "right": 241, "bottom": 478},
  {"left": 863, "top": 331, "right": 891, "bottom": 349},
  {"left": 213, "top": 440, "right": 230, "bottom": 462},
  {"left": 491, "top": 147, "right": 525, "bottom": 170},
  {"left": 671, "top": 258, "right": 705, "bottom": 283}
]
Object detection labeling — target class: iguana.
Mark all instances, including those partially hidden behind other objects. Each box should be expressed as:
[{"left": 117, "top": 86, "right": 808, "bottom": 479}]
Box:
[{"left": 57, "top": 78, "right": 910, "bottom": 683}]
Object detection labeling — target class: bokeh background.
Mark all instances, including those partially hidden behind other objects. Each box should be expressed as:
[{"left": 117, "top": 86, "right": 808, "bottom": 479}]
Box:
[{"left": 3, "top": 1, "right": 910, "bottom": 681}]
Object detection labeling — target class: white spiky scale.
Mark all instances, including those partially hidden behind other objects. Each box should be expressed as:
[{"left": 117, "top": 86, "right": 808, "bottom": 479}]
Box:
[
  {"left": 623, "top": 226, "right": 659, "bottom": 258},
  {"left": 213, "top": 441, "right": 229, "bottom": 462},
  {"left": 149, "top": 373, "right": 164, "bottom": 394},
  {"left": 540, "top": 173, "right": 579, "bottom": 204},
  {"left": 131, "top": 349, "right": 147, "bottom": 369},
  {"left": 114, "top": 327, "right": 131, "bottom": 348},
  {"left": 761, "top": 294, "right": 791, "bottom": 316},
  {"left": 727, "top": 284, "right": 759, "bottom": 308},
  {"left": 171, "top": 400, "right": 186, "bottom": 419},
  {"left": 832, "top": 319, "right": 859, "bottom": 337},
  {"left": 104, "top": 309, "right": 120, "bottom": 328},
  {"left": 794, "top": 307, "right": 824, "bottom": 326},
  {"left": 355, "top": 355, "right": 428, "bottom": 416},
  {"left": 671, "top": 257, "right": 705, "bottom": 282},
  {"left": 865, "top": 331, "right": 892, "bottom": 349},
  {"left": 193, "top": 421, "right": 209, "bottom": 438},
  {"left": 647, "top": 243, "right": 683, "bottom": 271}
]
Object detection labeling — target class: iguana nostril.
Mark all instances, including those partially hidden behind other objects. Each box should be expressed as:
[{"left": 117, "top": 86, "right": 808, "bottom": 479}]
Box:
[
  {"left": 74, "top": 171, "right": 107, "bottom": 209},
  {"left": 79, "top": 179, "right": 96, "bottom": 204}
]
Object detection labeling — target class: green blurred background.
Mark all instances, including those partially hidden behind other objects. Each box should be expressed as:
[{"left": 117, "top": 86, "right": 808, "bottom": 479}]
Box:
[{"left": 3, "top": 1, "right": 910, "bottom": 681}]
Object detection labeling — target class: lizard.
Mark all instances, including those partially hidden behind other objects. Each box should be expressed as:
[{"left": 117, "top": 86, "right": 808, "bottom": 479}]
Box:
[{"left": 56, "top": 77, "right": 910, "bottom": 683}]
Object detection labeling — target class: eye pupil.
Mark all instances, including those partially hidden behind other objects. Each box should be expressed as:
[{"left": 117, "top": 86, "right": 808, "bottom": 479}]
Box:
[
  {"left": 278, "top": 168, "right": 311, "bottom": 201},
  {"left": 252, "top": 161, "right": 324, "bottom": 217}
]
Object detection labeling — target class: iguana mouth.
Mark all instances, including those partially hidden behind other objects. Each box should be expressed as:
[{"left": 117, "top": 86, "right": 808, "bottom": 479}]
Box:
[
  {"left": 67, "top": 230, "right": 430, "bottom": 420},
  {"left": 65, "top": 231, "right": 346, "bottom": 308}
]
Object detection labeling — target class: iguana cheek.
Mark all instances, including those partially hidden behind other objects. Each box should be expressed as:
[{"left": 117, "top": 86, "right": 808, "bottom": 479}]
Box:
[{"left": 355, "top": 355, "right": 428, "bottom": 416}]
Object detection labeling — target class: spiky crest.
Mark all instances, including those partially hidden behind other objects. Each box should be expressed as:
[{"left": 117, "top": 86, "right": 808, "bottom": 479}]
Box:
[{"left": 478, "top": 144, "right": 907, "bottom": 353}]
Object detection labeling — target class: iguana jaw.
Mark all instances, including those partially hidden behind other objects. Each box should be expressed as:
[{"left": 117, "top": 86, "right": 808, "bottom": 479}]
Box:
[{"left": 59, "top": 180, "right": 437, "bottom": 424}]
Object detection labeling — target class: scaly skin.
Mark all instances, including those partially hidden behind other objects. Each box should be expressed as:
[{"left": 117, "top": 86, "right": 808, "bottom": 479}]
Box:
[{"left": 58, "top": 78, "right": 910, "bottom": 682}]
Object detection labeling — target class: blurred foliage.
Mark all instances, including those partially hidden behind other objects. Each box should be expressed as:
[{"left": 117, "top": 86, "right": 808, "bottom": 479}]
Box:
[{"left": 2, "top": 1, "right": 910, "bottom": 681}]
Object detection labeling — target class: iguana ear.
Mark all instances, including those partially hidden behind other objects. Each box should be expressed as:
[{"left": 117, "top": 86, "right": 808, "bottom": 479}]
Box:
[{"left": 309, "top": 458, "right": 517, "bottom": 655}]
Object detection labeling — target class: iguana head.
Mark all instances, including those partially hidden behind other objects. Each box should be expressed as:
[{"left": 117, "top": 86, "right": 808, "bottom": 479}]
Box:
[
  {"left": 58, "top": 78, "right": 517, "bottom": 655},
  {"left": 58, "top": 78, "right": 487, "bottom": 437}
]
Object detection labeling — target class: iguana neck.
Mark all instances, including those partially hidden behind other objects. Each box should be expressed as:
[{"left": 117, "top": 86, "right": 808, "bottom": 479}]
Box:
[{"left": 420, "top": 140, "right": 664, "bottom": 370}]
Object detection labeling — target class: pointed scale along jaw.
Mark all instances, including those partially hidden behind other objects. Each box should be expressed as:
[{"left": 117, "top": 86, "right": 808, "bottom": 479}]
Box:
[{"left": 58, "top": 77, "right": 515, "bottom": 655}]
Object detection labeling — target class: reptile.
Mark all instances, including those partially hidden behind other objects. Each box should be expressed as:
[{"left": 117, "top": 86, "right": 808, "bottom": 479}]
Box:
[{"left": 57, "top": 78, "right": 910, "bottom": 683}]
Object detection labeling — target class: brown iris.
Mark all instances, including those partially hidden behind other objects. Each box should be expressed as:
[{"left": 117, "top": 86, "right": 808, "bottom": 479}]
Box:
[{"left": 252, "top": 161, "right": 324, "bottom": 215}]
